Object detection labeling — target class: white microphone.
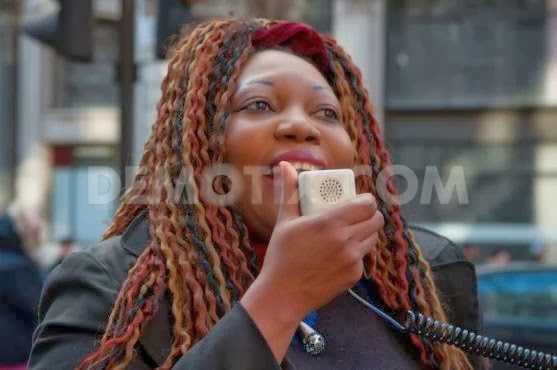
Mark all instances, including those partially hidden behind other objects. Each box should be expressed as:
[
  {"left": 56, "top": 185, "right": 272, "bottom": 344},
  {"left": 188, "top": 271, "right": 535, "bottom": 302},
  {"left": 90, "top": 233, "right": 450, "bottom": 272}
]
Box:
[{"left": 298, "top": 169, "right": 356, "bottom": 216}]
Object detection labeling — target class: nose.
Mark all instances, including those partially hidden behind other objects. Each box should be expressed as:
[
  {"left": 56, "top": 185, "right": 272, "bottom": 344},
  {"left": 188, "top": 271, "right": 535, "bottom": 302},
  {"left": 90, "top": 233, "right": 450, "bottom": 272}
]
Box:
[{"left": 274, "top": 110, "right": 321, "bottom": 144}]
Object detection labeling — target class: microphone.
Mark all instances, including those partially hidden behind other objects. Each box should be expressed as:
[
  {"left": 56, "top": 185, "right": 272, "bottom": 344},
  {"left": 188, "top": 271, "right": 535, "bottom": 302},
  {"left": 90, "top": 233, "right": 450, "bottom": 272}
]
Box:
[
  {"left": 298, "top": 169, "right": 356, "bottom": 217},
  {"left": 297, "top": 321, "right": 326, "bottom": 355}
]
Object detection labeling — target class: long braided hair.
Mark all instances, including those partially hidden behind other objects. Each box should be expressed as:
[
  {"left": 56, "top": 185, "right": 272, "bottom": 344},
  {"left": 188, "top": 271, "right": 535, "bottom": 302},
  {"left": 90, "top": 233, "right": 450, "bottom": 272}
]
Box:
[{"left": 79, "top": 19, "right": 472, "bottom": 370}]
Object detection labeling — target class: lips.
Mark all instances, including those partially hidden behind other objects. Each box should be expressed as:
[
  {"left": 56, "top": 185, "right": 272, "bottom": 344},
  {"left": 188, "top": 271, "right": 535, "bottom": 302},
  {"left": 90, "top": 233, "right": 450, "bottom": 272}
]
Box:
[{"left": 266, "top": 150, "right": 327, "bottom": 178}]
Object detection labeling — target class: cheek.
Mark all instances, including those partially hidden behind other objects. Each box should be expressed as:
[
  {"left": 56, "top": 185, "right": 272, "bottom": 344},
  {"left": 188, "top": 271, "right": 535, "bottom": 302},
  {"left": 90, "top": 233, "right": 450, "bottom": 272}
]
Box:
[
  {"left": 236, "top": 170, "right": 277, "bottom": 207},
  {"left": 234, "top": 174, "right": 280, "bottom": 240},
  {"left": 330, "top": 129, "right": 356, "bottom": 166},
  {"left": 223, "top": 120, "right": 264, "bottom": 167}
]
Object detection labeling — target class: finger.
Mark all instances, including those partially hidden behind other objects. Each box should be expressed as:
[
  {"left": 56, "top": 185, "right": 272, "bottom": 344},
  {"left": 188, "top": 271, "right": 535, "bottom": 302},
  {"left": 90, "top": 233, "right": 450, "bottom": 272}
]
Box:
[
  {"left": 275, "top": 161, "right": 301, "bottom": 223},
  {"left": 357, "top": 232, "right": 379, "bottom": 257},
  {"left": 317, "top": 193, "right": 378, "bottom": 226},
  {"left": 345, "top": 210, "right": 385, "bottom": 242}
]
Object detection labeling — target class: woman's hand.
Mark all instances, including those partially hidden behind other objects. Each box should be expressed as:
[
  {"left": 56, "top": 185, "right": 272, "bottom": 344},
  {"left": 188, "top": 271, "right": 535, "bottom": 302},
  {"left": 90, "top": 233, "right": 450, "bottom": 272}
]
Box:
[{"left": 240, "top": 161, "right": 384, "bottom": 362}]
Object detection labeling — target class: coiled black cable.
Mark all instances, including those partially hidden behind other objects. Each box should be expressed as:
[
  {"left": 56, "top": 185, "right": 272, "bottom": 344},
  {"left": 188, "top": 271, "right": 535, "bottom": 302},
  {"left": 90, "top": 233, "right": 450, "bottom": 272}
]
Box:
[
  {"left": 347, "top": 288, "right": 557, "bottom": 370},
  {"left": 403, "top": 310, "right": 557, "bottom": 370}
]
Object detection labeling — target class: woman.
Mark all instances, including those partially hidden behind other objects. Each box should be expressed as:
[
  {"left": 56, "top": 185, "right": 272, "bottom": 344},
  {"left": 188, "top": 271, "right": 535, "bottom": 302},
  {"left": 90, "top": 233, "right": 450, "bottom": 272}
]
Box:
[{"left": 29, "top": 19, "right": 480, "bottom": 369}]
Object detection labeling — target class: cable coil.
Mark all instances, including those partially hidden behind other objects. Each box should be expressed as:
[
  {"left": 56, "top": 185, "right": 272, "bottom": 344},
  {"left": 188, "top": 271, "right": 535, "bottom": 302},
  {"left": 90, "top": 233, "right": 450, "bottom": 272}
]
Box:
[{"left": 403, "top": 311, "right": 557, "bottom": 370}]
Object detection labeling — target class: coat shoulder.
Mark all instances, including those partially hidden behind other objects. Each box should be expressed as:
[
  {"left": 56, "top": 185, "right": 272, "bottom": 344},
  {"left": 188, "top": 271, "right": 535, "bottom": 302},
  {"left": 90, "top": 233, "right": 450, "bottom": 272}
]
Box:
[
  {"left": 409, "top": 225, "right": 468, "bottom": 268},
  {"left": 74, "top": 235, "right": 138, "bottom": 285}
]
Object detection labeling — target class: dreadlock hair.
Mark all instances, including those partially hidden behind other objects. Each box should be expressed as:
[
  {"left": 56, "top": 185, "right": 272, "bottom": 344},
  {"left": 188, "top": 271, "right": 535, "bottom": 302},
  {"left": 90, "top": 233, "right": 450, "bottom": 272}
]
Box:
[{"left": 80, "top": 18, "right": 473, "bottom": 370}]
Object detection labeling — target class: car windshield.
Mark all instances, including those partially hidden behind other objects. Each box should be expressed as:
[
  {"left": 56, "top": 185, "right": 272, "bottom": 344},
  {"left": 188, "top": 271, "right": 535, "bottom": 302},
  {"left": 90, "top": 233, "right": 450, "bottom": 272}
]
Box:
[{"left": 478, "top": 271, "right": 557, "bottom": 321}]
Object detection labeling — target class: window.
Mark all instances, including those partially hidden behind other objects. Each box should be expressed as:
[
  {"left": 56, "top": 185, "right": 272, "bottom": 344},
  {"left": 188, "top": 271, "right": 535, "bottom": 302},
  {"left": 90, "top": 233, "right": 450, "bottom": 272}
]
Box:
[
  {"left": 53, "top": 20, "right": 119, "bottom": 108},
  {"left": 478, "top": 270, "right": 557, "bottom": 321},
  {"left": 386, "top": 0, "right": 548, "bottom": 109},
  {"left": 51, "top": 146, "right": 118, "bottom": 243}
]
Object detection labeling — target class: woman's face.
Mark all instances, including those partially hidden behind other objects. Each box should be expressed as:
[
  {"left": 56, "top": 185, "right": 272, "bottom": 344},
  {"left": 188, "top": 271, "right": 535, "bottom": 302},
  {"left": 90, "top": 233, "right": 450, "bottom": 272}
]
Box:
[{"left": 224, "top": 49, "right": 355, "bottom": 242}]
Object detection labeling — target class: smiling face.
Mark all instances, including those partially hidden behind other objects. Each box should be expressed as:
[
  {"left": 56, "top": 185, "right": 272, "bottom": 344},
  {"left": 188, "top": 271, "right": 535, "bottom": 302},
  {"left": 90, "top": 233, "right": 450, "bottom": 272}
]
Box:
[{"left": 224, "top": 49, "right": 355, "bottom": 242}]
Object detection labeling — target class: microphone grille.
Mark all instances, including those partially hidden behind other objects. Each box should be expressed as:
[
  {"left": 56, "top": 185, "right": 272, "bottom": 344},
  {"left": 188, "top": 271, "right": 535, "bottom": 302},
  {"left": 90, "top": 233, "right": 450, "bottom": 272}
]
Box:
[{"left": 319, "top": 177, "right": 344, "bottom": 203}]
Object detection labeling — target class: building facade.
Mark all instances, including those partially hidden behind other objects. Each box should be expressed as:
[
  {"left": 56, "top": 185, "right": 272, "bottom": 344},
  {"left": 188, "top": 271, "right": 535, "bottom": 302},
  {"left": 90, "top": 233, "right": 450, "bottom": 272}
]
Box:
[
  {"left": 6, "top": 0, "right": 557, "bottom": 262},
  {"left": 384, "top": 0, "right": 557, "bottom": 261}
]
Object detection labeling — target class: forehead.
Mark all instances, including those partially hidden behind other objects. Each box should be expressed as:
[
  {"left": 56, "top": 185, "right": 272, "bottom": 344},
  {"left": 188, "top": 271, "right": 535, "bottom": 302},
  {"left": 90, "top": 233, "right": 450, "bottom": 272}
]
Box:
[{"left": 237, "top": 49, "right": 330, "bottom": 86}]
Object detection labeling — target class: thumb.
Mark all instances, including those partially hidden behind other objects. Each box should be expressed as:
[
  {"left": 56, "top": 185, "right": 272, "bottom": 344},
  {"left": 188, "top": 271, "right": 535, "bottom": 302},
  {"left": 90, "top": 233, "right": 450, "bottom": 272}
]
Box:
[{"left": 275, "top": 161, "right": 300, "bottom": 223}]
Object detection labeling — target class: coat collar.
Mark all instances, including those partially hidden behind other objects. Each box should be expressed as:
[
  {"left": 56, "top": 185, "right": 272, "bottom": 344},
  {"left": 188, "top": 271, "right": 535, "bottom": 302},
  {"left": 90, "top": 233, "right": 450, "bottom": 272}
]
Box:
[
  {"left": 139, "top": 296, "right": 172, "bottom": 366},
  {"left": 120, "top": 210, "right": 150, "bottom": 257},
  {"left": 119, "top": 210, "right": 173, "bottom": 366}
]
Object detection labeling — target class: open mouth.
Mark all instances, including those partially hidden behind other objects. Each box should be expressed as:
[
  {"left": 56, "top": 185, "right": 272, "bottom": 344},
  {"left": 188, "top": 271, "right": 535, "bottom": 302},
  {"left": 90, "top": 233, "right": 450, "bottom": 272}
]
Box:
[
  {"left": 267, "top": 162, "right": 325, "bottom": 179},
  {"left": 290, "top": 162, "right": 324, "bottom": 173}
]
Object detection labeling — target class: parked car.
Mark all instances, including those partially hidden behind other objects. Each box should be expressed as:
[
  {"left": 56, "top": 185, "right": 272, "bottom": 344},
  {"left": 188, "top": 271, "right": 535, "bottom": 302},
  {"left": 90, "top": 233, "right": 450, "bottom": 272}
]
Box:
[{"left": 476, "top": 263, "right": 557, "bottom": 370}]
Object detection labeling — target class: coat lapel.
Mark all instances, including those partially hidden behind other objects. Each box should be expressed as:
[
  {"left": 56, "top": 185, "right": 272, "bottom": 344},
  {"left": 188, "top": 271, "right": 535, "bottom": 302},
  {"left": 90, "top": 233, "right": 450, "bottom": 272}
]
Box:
[
  {"left": 120, "top": 211, "right": 173, "bottom": 366},
  {"left": 138, "top": 296, "right": 173, "bottom": 366}
]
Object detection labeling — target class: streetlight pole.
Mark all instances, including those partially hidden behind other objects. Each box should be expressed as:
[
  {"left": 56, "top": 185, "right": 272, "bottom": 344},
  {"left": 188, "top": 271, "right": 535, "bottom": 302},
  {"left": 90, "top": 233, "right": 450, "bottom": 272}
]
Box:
[{"left": 119, "top": 0, "right": 135, "bottom": 194}]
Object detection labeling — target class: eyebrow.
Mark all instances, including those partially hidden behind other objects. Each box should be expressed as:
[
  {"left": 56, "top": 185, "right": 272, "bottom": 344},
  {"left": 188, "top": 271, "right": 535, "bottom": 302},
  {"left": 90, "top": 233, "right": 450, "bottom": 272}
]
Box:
[
  {"left": 313, "top": 84, "right": 337, "bottom": 97},
  {"left": 236, "top": 80, "right": 336, "bottom": 97},
  {"left": 235, "top": 79, "right": 274, "bottom": 95},
  {"left": 250, "top": 79, "right": 274, "bottom": 86}
]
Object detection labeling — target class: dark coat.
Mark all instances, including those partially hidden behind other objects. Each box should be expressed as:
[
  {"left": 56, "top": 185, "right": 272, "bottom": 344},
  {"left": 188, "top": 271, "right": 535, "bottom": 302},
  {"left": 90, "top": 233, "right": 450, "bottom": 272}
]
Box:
[
  {"left": 0, "top": 214, "right": 43, "bottom": 365},
  {"left": 29, "top": 213, "right": 481, "bottom": 369}
]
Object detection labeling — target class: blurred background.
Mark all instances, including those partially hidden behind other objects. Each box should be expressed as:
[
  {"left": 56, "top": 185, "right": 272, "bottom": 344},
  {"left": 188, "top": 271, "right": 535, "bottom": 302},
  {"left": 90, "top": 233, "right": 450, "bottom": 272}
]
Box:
[{"left": 0, "top": 0, "right": 556, "bottom": 368}]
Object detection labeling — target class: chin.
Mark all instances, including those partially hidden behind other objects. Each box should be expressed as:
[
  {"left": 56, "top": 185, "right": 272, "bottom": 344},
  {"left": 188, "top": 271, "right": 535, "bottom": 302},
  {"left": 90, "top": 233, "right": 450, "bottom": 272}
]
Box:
[{"left": 246, "top": 212, "right": 277, "bottom": 244}]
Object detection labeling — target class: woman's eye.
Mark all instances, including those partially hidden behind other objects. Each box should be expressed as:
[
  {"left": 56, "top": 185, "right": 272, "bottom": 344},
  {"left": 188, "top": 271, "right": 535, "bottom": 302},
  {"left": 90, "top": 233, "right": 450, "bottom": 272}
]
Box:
[
  {"left": 243, "top": 100, "right": 272, "bottom": 112},
  {"left": 316, "top": 108, "right": 340, "bottom": 121}
]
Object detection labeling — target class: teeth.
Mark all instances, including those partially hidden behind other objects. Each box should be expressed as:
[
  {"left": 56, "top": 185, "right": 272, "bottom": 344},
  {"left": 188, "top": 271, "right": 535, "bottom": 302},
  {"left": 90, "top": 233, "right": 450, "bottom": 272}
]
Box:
[
  {"left": 268, "top": 162, "right": 323, "bottom": 178},
  {"left": 290, "top": 162, "right": 322, "bottom": 172}
]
